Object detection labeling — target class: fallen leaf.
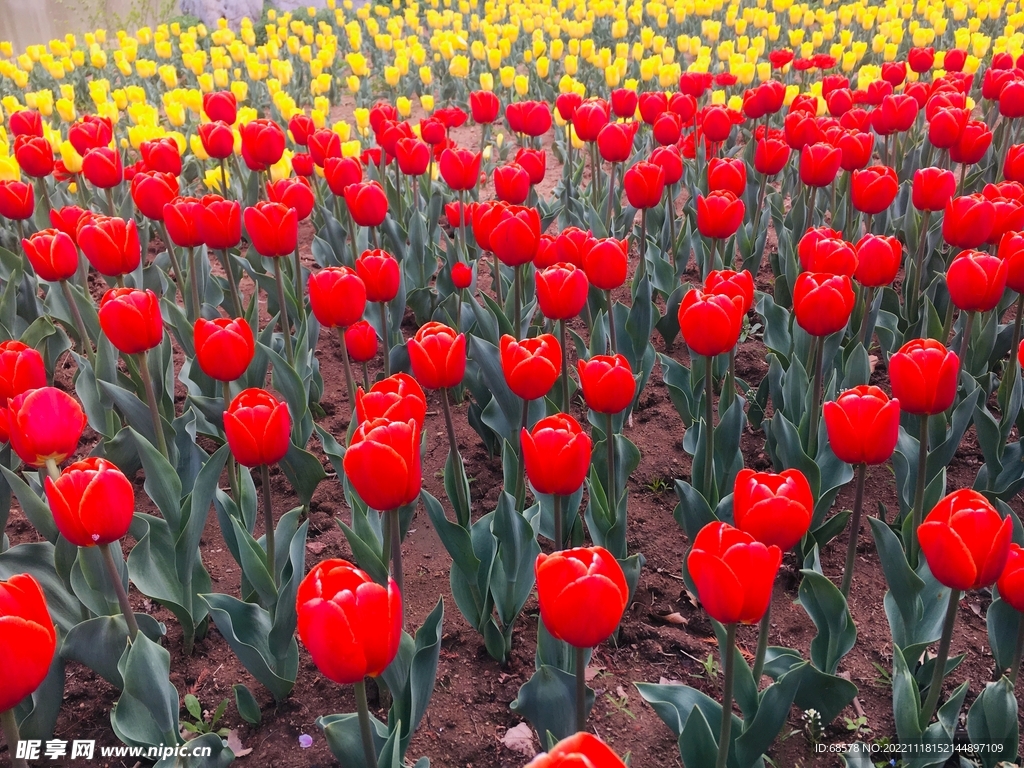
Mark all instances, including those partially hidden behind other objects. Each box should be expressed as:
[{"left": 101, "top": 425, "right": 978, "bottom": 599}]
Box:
[
  {"left": 501, "top": 722, "right": 536, "bottom": 758},
  {"left": 227, "top": 730, "right": 253, "bottom": 758},
  {"left": 658, "top": 677, "right": 683, "bottom": 686},
  {"left": 585, "top": 665, "right": 604, "bottom": 682},
  {"left": 650, "top": 611, "right": 688, "bottom": 627},
  {"left": 306, "top": 541, "right": 327, "bottom": 555}
]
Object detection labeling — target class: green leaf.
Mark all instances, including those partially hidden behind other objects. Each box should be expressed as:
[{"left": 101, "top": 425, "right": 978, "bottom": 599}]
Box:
[
  {"left": 890, "top": 643, "right": 922, "bottom": 742},
  {"left": 130, "top": 428, "right": 183, "bottom": 531},
  {"left": 966, "top": 677, "right": 1019, "bottom": 768},
  {"left": 986, "top": 596, "right": 1021, "bottom": 672},
  {"left": 200, "top": 592, "right": 298, "bottom": 701},
  {"left": 0, "top": 541, "right": 84, "bottom": 634},
  {"left": 490, "top": 492, "right": 540, "bottom": 629},
  {"left": 0, "top": 466, "right": 58, "bottom": 543},
  {"left": 234, "top": 683, "right": 262, "bottom": 725},
  {"left": 735, "top": 663, "right": 805, "bottom": 768},
  {"left": 13, "top": 654, "right": 65, "bottom": 742},
  {"left": 386, "top": 598, "right": 444, "bottom": 757},
  {"left": 678, "top": 705, "right": 721, "bottom": 768},
  {"left": 318, "top": 712, "right": 389, "bottom": 768},
  {"left": 185, "top": 693, "right": 203, "bottom": 721},
  {"left": 510, "top": 665, "right": 594, "bottom": 743},
  {"left": 61, "top": 614, "right": 165, "bottom": 688},
  {"left": 797, "top": 569, "right": 857, "bottom": 675},
  {"left": 110, "top": 633, "right": 181, "bottom": 749},
  {"left": 279, "top": 443, "right": 327, "bottom": 507}
]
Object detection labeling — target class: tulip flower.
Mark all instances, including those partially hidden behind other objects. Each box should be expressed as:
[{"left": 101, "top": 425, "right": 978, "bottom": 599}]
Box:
[
  {"left": 799, "top": 235, "right": 858, "bottom": 277},
  {"left": 943, "top": 195, "right": 995, "bottom": 249},
  {"left": 945, "top": 249, "right": 1009, "bottom": 380},
  {"left": 345, "top": 321, "right": 378, "bottom": 384},
  {"left": 307, "top": 266, "right": 367, "bottom": 400},
  {"left": 203, "top": 91, "right": 237, "bottom": 123},
  {"left": 296, "top": 558, "right": 402, "bottom": 768},
  {"left": 851, "top": 165, "right": 898, "bottom": 216},
  {"left": 916, "top": 490, "right": 1012, "bottom": 727},
  {"left": 344, "top": 180, "right": 389, "bottom": 228},
  {"left": 535, "top": 546, "right": 627, "bottom": 729},
  {"left": 77, "top": 215, "right": 141, "bottom": 280},
  {"left": 245, "top": 200, "right": 300, "bottom": 361},
  {"left": 355, "top": 373, "right": 427, "bottom": 428},
  {"left": 439, "top": 147, "right": 482, "bottom": 191},
  {"left": 0, "top": 180, "right": 34, "bottom": 223},
  {"left": 0, "top": 342, "right": 46, "bottom": 412},
  {"left": 1006, "top": 144, "right": 1024, "bottom": 184},
  {"left": 82, "top": 147, "right": 122, "bottom": 192},
  {"left": 708, "top": 157, "right": 747, "bottom": 198},
  {"left": 688, "top": 520, "right": 782, "bottom": 768},
  {"left": 198, "top": 121, "right": 235, "bottom": 159},
  {"left": 500, "top": 333, "right": 561, "bottom": 402},
  {"left": 705, "top": 268, "right": 754, "bottom": 397},
  {"left": 8, "top": 109, "right": 43, "bottom": 138},
  {"left": 21, "top": 228, "right": 82, "bottom": 321},
  {"left": 8, "top": 386, "right": 86, "bottom": 470},
  {"left": 493, "top": 163, "right": 530, "bottom": 205},
  {"left": 14, "top": 135, "right": 54, "bottom": 178},
  {"left": 193, "top": 317, "right": 255, "bottom": 384},
  {"left": 521, "top": 411, "right": 592, "bottom": 502},
  {"left": 469, "top": 90, "right": 500, "bottom": 124},
  {"left": 196, "top": 195, "right": 243, "bottom": 315},
  {"left": 240, "top": 118, "right": 286, "bottom": 169},
  {"left": 697, "top": 191, "right": 745, "bottom": 272},
  {"left": 0, "top": 573, "right": 57, "bottom": 754},
  {"left": 525, "top": 733, "right": 627, "bottom": 768}
]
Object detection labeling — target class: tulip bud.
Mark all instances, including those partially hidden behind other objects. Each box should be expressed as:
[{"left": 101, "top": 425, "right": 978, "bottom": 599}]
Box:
[
  {"left": 535, "top": 546, "right": 627, "bottom": 648},
  {"left": 521, "top": 413, "right": 592, "bottom": 496},
  {"left": 732, "top": 468, "right": 814, "bottom": 551},
  {"left": 408, "top": 322, "right": 466, "bottom": 390},
  {"left": 0, "top": 574, "right": 58, "bottom": 713},
  {"left": 344, "top": 417, "right": 422, "bottom": 510},
  {"left": 224, "top": 388, "right": 292, "bottom": 468},
  {"left": 194, "top": 317, "right": 255, "bottom": 382},
  {"left": 45, "top": 457, "right": 134, "bottom": 548},
  {"left": 919, "top": 490, "right": 1012, "bottom": 591},
  {"left": 99, "top": 288, "right": 164, "bottom": 355}
]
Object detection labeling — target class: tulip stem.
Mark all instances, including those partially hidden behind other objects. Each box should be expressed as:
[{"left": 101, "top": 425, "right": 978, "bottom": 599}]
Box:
[
  {"left": 858, "top": 286, "right": 876, "bottom": 350},
  {"left": 514, "top": 266, "right": 522, "bottom": 340},
  {"left": 808, "top": 335, "right": 824, "bottom": 460},
  {"left": 44, "top": 459, "right": 60, "bottom": 482},
  {"left": 638, "top": 208, "right": 648, "bottom": 281},
  {"left": 442, "top": 388, "right": 470, "bottom": 528},
  {"left": 362, "top": 362, "right": 370, "bottom": 391},
  {"left": 379, "top": 302, "right": 391, "bottom": 378},
  {"left": 99, "top": 542, "right": 139, "bottom": 642},
  {"left": 218, "top": 249, "right": 243, "bottom": 318},
  {"left": 223, "top": 382, "right": 240, "bottom": 503},
  {"left": 752, "top": 604, "right": 770, "bottom": 685},
  {"left": 261, "top": 463, "right": 277, "bottom": 588},
  {"left": 667, "top": 184, "right": 677, "bottom": 269},
  {"left": 919, "top": 588, "right": 960, "bottom": 730},
  {"left": 606, "top": 412, "right": 616, "bottom": 512},
  {"left": 1, "top": 707, "right": 27, "bottom": 768},
  {"left": 493, "top": 253, "right": 503, "bottom": 305},
  {"left": 605, "top": 163, "right": 617, "bottom": 236},
  {"left": 458, "top": 189, "right": 468, "bottom": 264},
  {"left": 60, "top": 279, "right": 96, "bottom": 368},
  {"left": 515, "top": 402, "right": 529, "bottom": 513},
  {"left": 716, "top": 623, "right": 737, "bottom": 768},
  {"left": 272, "top": 257, "right": 295, "bottom": 366},
  {"left": 910, "top": 414, "right": 930, "bottom": 567},
  {"left": 725, "top": 349, "right": 736, "bottom": 410},
  {"left": 158, "top": 222, "right": 185, "bottom": 300},
  {"left": 841, "top": 463, "right": 868, "bottom": 598},
  {"left": 956, "top": 310, "right": 974, "bottom": 382},
  {"left": 559, "top": 319, "right": 570, "bottom": 413},
  {"left": 219, "top": 159, "right": 230, "bottom": 200},
  {"left": 105, "top": 187, "right": 116, "bottom": 217},
  {"left": 1010, "top": 617, "right": 1024, "bottom": 686},
  {"left": 346, "top": 208, "right": 360, "bottom": 268},
  {"left": 292, "top": 245, "right": 305, "bottom": 323},
  {"left": 703, "top": 355, "right": 715, "bottom": 503},
  {"left": 606, "top": 290, "right": 618, "bottom": 354},
  {"left": 138, "top": 351, "right": 169, "bottom": 460},
  {"left": 353, "top": 679, "right": 378, "bottom": 768},
  {"left": 910, "top": 210, "right": 932, "bottom": 327},
  {"left": 187, "top": 245, "right": 201, "bottom": 322},
  {"left": 389, "top": 508, "right": 403, "bottom": 596},
  {"left": 337, "top": 327, "right": 358, "bottom": 412},
  {"left": 553, "top": 494, "right": 563, "bottom": 551},
  {"left": 575, "top": 644, "right": 587, "bottom": 733}
]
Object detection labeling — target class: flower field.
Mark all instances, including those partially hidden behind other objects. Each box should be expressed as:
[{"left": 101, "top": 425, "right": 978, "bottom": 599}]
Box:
[{"left": 2, "top": 0, "right": 1024, "bottom": 766}]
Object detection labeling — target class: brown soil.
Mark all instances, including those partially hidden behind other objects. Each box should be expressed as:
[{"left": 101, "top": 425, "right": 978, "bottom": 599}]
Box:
[{"left": 4, "top": 105, "right": 1023, "bottom": 768}]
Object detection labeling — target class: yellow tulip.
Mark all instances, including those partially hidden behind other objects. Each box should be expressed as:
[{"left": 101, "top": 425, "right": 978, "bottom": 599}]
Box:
[
  {"left": 59, "top": 140, "right": 83, "bottom": 173},
  {"left": 0, "top": 156, "right": 20, "bottom": 183},
  {"left": 479, "top": 71, "right": 494, "bottom": 90},
  {"left": 342, "top": 139, "right": 362, "bottom": 157},
  {"left": 421, "top": 94, "right": 435, "bottom": 112}
]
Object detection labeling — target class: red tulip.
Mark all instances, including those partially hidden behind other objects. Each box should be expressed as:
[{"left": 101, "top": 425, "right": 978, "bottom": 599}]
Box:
[
  {"left": 1005, "top": 144, "right": 1024, "bottom": 184},
  {"left": 555, "top": 93, "right": 584, "bottom": 122},
  {"left": 705, "top": 269, "right": 755, "bottom": 314},
  {"left": 1000, "top": 231, "right": 1024, "bottom": 292},
  {"left": 0, "top": 573, "right": 57, "bottom": 713},
  {"left": 345, "top": 321, "right": 378, "bottom": 363},
  {"left": 451, "top": 262, "right": 473, "bottom": 290},
  {"left": 799, "top": 143, "right": 842, "bottom": 187},
  {"left": 521, "top": 413, "right": 592, "bottom": 495},
  {"left": 652, "top": 111, "right": 682, "bottom": 146},
  {"left": 396, "top": 138, "right": 430, "bottom": 176},
  {"left": 68, "top": 115, "right": 112, "bottom": 156},
  {"left": 733, "top": 468, "right": 814, "bottom": 550},
  {"left": 369, "top": 102, "right": 398, "bottom": 133},
  {"left": 408, "top": 322, "right": 466, "bottom": 390},
  {"left": 45, "top": 457, "right": 134, "bottom": 548},
  {"left": 836, "top": 130, "right": 874, "bottom": 171},
  {"left": 224, "top": 388, "right": 291, "bottom": 467},
  {"left": 21, "top": 229, "right": 78, "bottom": 282},
  {"left": 577, "top": 354, "right": 636, "bottom": 414},
  {"left": 854, "top": 234, "right": 902, "bottom": 287},
  {"left": 344, "top": 417, "right": 421, "bottom": 510},
  {"left": 697, "top": 190, "right": 745, "bottom": 240},
  {"left": 267, "top": 177, "right": 315, "bottom": 221},
  {"left": 244, "top": 201, "right": 298, "bottom": 257},
  {"left": 49, "top": 206, "right": 89, "bottom": 243},
  {"left": 597, "top": 122, "right": 637, "bottom": 163},
  {"left": 536, "top": 263, "right": 589, "bottom": 320},
  {"left": 678, "top": 289, "right": 743, "bottom": 356},
  {"left": 77, "top": 215, "right": 140, "bottom": 277},
  {"left": 0, "top": 341, "right": 46, "bottom": 409},
  {"left": 130, "top": 171, "right": 178, "bottom": 221},
  {"left": 140, "top": 137, "right": 182, "bottom": 175},
  {"left": 535, "top": 546, "right": 627, "bottom": 647},
  {"left": 439, "top": 147, "right": 482, "bottom": 191},
  {"left": 355, "top": 373, "right": 427, "bottom": 427},
  {"left": 708, "top": 157, "right": 747, "bottom": 197},
  {"left": 515, "top": 148, "right": 546, "bottom": 185},
  {"left": 610, "top": 88, "right": 638, "bottom": 119},
  {"left": 823, "top": 385, "right": 901, "bottom": 466},
  {"left": 997, "top": 543, "right": 1024, "bottom": 612},
  {"left": 919, "top": 489, "right": 1012, "bottom": 591},
  {"left": 572, "top": 100, "right": 611, "bottom": 143},
  {"left": 194, "top": 317, "right": 255, "bottom": 382},
  {"left": 701, "top": 106, "right": 733, "bottom": 143},
  {"left": 793, "top": 272, "right": 856, "bottom": 336},
  {"left": 582, "top": 237, "right": 628, "bottom": 291},
  {"left": 0, "top": 180, "right": 34, "bottom": 220},
  {"left": 7, "top": 387, "right": 86, "bottom": 468},
  {"left": 638, "top": 92, "right": 668, "bottom": 125},
  {"left": 851, "top": 165, "right": 898, "bottom": 215},
  {"left": 163, "top": 196, "right": 205, "bottom": 249},
  {"left": 489, "top": 205, "right": 541, "bottom": 267},
  {"left": 500, "top": 333, "right": 561, "bottom": 400},
  {"left": 650, "top": 145, "right": 684, "bottom": 185},
  {"left": 525, "top": 733, "right": 627, "bottom": 768},
  {"left": 469, "top": 91, "right": 500, "bottom": 124},
  {"left": 81, "top": 147, "right": 122, "bottom": 188},
  {"left": 889, "top": 338, "right": 958, "bottom": 415},
  {"left": 296, "top": 559, "right": 402, "bottom": 685},
  {"left": 288, "top": 113, "right": 316, "bottom": 146},
  {"left": 324, "top": 156, "right": 363, "bottom": 196},
  {"left": 769, "top": 49, "right": 796, "bottom": 68},
  {"left": 928, "top": 107, "right": 969, "bottom": 149},
  {"left": 623, "top": 161, "right": 665, "bottom": 209},
  {"left": 493, "top": 164, "right": 530, "bottom": 204},
  {"left": 912, "top": 167, "right": 957, "bottom": 211},
  {"left": 200, "top": 195, "right": 242, "bottom": 250},
  {"left": 8, "top": 110, "right": 43, "bottom": 138},
  {"left": 240, "top": 118, "right": 286, "bottom": 168},
  {"left": 307, "top": 130, "right": 341, "bottom": 168},
  {"left": 945, "top": 249, "right": 1008, "bottom": 313},
  {"left": 198, "top": 121, "right": 235, "bottom": 159},
  {"left": 754, "top": 136, "right": 790, "bottom": 176},
  {"left": 343, "top": 181, "right": 388, "bottom": 227},
  {"left": 949, "top": 120, "right": 993, "bottom": 166},
  {"left": 687, "top": 521, "right": 782, "bottom": 625},
  {"left": 909, "top": 47, "right": 935, "bottom": 72},
  {"left": 203, "top": 91, "right": 237, "bottom": 123},
  {"left": 308, "top": 266, "right": 366, "bottom": 328},
  {"left": 943, "top": 194, "right": 995, "bottom": 249},
  {"left": 14, "top": 135, "right": 54, "bottom": 178},
  {"left": 99, "top": 288, "right": 163, "bottom": 355},
  {"left": 506, "top": 101, "right": 552, "bottom": 136},
  {"left": 354, "top": 249, "right": 400, "bottom": 304}
]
